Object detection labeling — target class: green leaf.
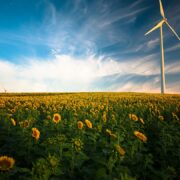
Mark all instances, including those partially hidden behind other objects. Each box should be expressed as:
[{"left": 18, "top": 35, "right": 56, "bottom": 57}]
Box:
[
  {"left": 74, "top": 152, "right": 89, "bottom": 167},
  {"left": 95, "top": 168, "right": 108, "bottom": 180}
]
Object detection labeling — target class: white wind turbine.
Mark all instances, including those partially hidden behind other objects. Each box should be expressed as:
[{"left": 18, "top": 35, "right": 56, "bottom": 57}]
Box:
[{"left": 145, "top": 0, "right": 180, "bottom": 94}]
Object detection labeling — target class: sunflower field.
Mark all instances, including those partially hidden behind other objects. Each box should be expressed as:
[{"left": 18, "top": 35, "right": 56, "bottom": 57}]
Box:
[{"left": 0, "top": 92, "right": 179, "bottom": 180}]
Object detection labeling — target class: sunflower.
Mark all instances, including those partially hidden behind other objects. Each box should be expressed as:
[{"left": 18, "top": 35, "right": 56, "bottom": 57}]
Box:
[
  {"left": 10, "top": 118, "right": 16, "bottom": 126},
  {"left": 110, "top": 133, "right": 117, "bottom": 138},
  {"left": 77, "top": 121, "right": 83, "bottom": 129},
  {"left": 0, "top": 156, "right": 15, "bottom": 171},
  {"left": 53, "top": 113, "right": 61, "bottom": 123},
  {"left": 102, "top": 111, "right": 107, "bottom": 123},
  {"left": 115, "top": 144, "right": 125, "bottom": 156},
  {"left": 72, "top": 138, "right": 83, "bottom": 152},
  {"left": 32, "top": 128, "right": 40, "bottom": 140},
  {"left": 134, "top": 131, "right": 147, "bottom": 142},
  {"left": 19, "top": 120, "right": 30, "bottom": 128},
  {"left": 106, "top": 129, "right": 112, "bottom": 135},
  {"left": 139, "top": 118, "right": 145, "bottom": 124},
  {"left": 47, "top": 115, "right": 51, "bottom": 120},
  {"left": 158, "top": 115, "right": 164, "bottom": 121},
  {"left": 129, "top": 114, "right": 138, "bottom": 121},
  {"left": 85, "top": 119, "right": 92, "bottom": 128},
  {"left": 172, "top": 112, "right": 179, "bottom": 121},
  {"left": 106, "top": 129, "right": 117, "bottom": 138}
]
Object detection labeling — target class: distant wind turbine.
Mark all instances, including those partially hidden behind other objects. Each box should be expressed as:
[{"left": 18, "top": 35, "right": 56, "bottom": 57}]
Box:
[
  {"left": 4, "top": 88, "right": 7, "bottom": 93},
  {"left": 145, "top": 0, "right": 180, "bottom": 94}
]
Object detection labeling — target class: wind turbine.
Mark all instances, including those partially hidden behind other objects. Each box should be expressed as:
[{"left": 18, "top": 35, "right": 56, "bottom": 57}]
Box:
[
  {"left": 145, "top": 0, "right": 180, "bottom": 94},
  {"left": 4, "top": 88, "right": 7, "bottom": 93}
]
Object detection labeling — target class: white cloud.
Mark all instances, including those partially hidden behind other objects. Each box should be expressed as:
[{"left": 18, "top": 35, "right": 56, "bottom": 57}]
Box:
[
  {"left": 116, "top": 80, "right": 180, "bottom": 93},
  {"left": 116, "top": 81, "right": 160, "bottom": 93},
  {"left": 0, "top": 55, "right": 179, "bottom": 93}
]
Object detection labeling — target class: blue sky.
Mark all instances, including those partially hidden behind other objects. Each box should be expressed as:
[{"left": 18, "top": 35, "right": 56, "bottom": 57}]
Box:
[{"left": 0, "top": 0, "right": 179, "bottom": 93}]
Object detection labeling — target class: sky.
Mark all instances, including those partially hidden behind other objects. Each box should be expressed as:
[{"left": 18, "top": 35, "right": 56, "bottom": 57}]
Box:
[{"left": 0, "top": 0, "right": 179, "bottom": 93}]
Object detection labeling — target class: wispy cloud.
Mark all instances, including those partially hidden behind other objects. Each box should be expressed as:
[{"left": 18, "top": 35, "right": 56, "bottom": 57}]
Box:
[
  {"left": 147, "top": 38, "right": 159, "bottom": 49},
  {"left": 129, "top": 0, "right": 144, "bottom": 9},
  {"left": 166, "top": 61, "right": 180, "bottom": 74},
  {"left": 100, "top": 6, "right": 149, "bottom": 27},
  {"left": 166, "top": 43, "right": 180, "bottom": 52}
]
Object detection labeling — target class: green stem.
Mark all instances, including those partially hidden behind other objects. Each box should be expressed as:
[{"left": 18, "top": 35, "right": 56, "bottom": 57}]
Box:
[{"left": 71, "top": 149, "right": 75, "bottom": 176}]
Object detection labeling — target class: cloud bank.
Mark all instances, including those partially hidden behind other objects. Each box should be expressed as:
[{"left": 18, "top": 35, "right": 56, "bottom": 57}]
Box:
[{"left": 0, "top": 55, "right": 179, "bottom": 93}]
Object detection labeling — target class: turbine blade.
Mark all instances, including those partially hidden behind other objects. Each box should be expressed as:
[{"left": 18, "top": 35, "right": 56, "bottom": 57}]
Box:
[
  {"left": 159, "top": 0, "right": 165, "bottom": 18},
  {"left": 165, "top": 21, "right": 180, "bottom": 40},
  {"left": 145, "top": 20, "right": 164, "bottom": 36}
]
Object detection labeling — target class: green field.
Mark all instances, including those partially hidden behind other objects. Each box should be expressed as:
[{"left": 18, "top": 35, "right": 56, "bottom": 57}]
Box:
[{"left": 0, "top": 93, "right": 179, "bottom": 179}]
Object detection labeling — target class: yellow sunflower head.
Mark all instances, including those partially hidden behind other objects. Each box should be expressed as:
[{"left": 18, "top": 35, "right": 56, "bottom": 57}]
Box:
[
  {"left": 158, "top": 115, "right": 164, "bottom": 121},
  {"left": 139, "top": 118, "right": 145, "bottom": 124},
  {"left": 134, "top": 131, "right": 147, "bottom": 142},
  {"left": 0, "top": 156, "right": 15, "bottom": 171},
  {"left": 77, "top": 121, "right": 83, "bottom": 129},
  {"left": 32, "top": 128, "right": 40, "bottom": 140},
  {"left": 115, "top": 144, "right": 125, "bottom": 156},
  {"left": 85, "top": 119, "right": 92, "bottom": 128},
  {"left": 19, "top": 120, "right": 30, "bottom": 128},
  {"left": 102, "top": 111, "right": 107, "bottom": 123},
  {"left": 53, "top": 113, "right": 61, "bottom": 123},
  {"left": 106, "top": 129, "right": 112, "bottom": 135},
  {"left": 129, "top": 114, "right": 138, "bottom": 121},
  {"left": 10, "top": 118, "right": 16, "bottom": 126}
]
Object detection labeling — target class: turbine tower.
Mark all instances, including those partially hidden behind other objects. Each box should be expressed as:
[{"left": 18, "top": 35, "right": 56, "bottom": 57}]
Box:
[{"left": 145, "top": 0, "right": 180, "bottom": 94}]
